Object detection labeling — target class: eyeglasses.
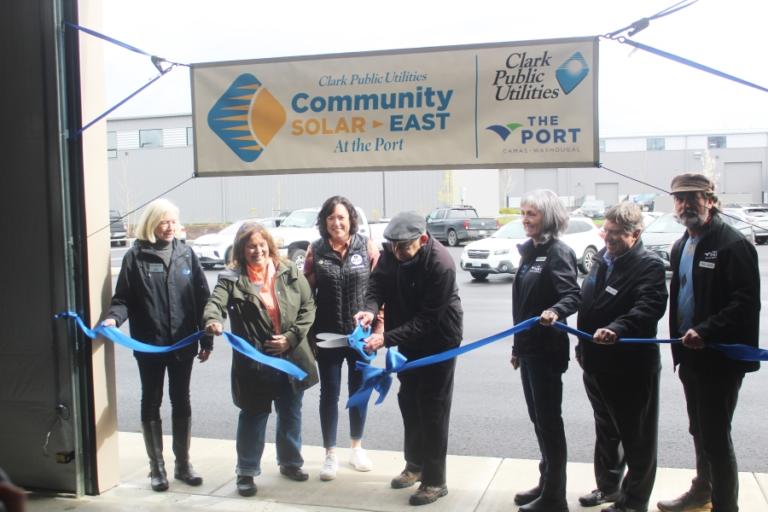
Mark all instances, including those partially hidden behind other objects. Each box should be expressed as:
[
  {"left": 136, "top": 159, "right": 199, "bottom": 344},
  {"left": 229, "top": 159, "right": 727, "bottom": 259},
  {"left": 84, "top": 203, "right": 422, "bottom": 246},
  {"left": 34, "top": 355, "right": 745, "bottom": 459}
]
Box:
[{"left": 391, "top": 239, "right": 415, "bottom": 251}]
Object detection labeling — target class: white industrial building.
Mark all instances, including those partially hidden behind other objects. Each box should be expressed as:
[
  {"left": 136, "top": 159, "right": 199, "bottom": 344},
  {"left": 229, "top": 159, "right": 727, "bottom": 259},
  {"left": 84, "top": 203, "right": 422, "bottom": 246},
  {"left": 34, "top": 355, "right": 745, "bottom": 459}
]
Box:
[{"left": 107, "top": 114, "right": 768, "bottom": 226}]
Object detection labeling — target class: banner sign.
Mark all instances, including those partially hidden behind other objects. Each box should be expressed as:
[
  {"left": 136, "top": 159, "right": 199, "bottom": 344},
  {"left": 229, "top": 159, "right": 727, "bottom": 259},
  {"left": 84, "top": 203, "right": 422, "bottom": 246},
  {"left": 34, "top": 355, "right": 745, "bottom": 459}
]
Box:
[{"left": 191, "top": 37, "right": 598, "bottom": 176}]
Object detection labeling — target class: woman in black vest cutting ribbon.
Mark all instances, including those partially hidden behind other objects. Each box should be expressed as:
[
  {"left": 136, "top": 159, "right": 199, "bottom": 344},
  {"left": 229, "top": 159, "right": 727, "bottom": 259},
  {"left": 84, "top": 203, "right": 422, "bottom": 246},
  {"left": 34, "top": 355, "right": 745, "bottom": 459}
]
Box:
[{"left": 304, "top": 196, "right": 382, "bottom": 481}]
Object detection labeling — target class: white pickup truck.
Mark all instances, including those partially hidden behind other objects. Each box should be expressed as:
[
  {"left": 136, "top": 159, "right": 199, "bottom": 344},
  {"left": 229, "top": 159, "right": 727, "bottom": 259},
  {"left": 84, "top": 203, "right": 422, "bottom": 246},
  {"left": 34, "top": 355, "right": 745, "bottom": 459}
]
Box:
[{"left": 270, "top": 207, "right": 371, "bottom": 269}]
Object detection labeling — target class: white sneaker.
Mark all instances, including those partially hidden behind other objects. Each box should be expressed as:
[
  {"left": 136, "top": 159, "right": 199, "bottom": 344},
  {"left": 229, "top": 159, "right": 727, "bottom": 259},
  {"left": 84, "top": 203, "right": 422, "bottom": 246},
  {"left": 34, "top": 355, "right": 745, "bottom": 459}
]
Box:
[
  {"left": 319, "top": 453, "right": 338, "bottom": 481},
  {"left": 349, "top": 447, "right": 372, "bottom": 472}
]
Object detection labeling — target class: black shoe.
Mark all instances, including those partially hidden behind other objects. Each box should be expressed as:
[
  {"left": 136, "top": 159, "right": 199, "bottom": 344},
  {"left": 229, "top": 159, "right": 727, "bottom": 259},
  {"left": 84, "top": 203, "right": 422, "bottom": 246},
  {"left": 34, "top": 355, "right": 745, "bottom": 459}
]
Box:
[
  {"left": 657, "top": 489, "right": 712, "bottom": 512},
  {"left": 409, "top": 484, "right": 448, "bottom": 506},
  {"left": 579, "top": 488, "right": 621, "bottom": 507},
  {"left": 174, "top": 463, "right": 203, "bottom": 486},
  {"left": 514, "top": 485, "right": 542, "bottom": 506},
  {"left": 279, "top": 465, "right": 309, "bottom": 482},
  {"left": 518, "top": 495, "right": 569, "bottom": 512},
  {"left": 236, "top": 475, "right": 257, "bottom": 497},
  {"left": 602, "top": 504, "right": 648, "bottom": 512}
]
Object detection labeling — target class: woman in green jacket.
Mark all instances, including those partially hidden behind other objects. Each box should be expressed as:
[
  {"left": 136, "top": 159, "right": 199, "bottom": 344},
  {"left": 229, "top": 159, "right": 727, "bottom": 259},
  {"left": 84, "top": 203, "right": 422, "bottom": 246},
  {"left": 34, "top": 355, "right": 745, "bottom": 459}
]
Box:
[{"left": 203, "top": 222, "right": 318, "bottom": 497}]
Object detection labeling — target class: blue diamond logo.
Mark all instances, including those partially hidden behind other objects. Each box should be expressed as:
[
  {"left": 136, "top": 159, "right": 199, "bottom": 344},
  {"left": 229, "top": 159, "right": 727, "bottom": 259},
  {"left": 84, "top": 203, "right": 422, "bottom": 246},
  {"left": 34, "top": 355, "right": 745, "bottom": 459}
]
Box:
[{"left": 556, "top": 52, "right": 589, "bottom": 95}]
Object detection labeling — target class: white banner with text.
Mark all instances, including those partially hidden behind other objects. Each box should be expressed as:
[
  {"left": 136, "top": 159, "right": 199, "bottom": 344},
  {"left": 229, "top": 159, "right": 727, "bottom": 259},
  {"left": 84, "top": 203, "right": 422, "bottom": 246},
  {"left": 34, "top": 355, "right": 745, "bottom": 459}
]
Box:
[{"left": 191, "top": 37, "right": 598, "bottom": 176}]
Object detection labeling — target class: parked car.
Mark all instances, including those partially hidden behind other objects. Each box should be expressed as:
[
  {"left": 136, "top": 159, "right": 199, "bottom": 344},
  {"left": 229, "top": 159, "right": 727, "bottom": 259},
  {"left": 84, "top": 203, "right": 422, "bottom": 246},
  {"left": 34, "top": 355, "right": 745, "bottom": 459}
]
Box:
[
  {"left": 190, "top": 217, "right": 280, "bottom": 269},
  {"left": 109, "top": 209, "right": 128, "bottom": 246},
  {"left": 574, "top": 199, "right": 606, "bottom": 218},
  {"left": 268, "top": 206, "right": 370, "bottom": 269},
  {"left": 459, "top": 216, "right": 603, "bottom": 281},
  {"left": 643, "top": 212, "right": 756, "bottom": 269},
  {"left": 723, "top": 205, "right": 768, "bottom": 244},
  {"left": 368, "top": 218, "right": 390, "bottom": 249},
  {"left": 426, "top": 206, "right": 498, "bottom": 247}
]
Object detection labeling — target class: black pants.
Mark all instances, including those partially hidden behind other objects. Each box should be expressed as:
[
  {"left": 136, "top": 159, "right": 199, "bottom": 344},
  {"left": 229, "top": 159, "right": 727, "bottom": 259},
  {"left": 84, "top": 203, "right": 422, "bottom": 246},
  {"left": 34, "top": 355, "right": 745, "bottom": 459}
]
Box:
[
  {"left": 520, "top": 356, "right": 568, "bottom": 500},
  {"left": 679, "top": 363, "right": 744, "bottom": 512},
  {"left": 136, "top": 354, "right": 194, "bottom": 422},
  {"left": 397, "top": 358, "right": 455, "bottom": 487},
  {"left": 583, "top": 370, "right": 659, "bottom": 509}
]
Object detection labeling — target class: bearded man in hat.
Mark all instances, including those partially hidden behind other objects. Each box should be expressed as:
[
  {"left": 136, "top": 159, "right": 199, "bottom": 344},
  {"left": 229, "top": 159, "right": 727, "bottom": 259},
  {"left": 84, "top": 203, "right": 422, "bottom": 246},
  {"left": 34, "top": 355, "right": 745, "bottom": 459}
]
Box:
[
  {"left": 657, "top": 173, "right": 760, "bottom": 512},
  {"left": 354, "top": 211, "right": 463, "bottom": 506}
]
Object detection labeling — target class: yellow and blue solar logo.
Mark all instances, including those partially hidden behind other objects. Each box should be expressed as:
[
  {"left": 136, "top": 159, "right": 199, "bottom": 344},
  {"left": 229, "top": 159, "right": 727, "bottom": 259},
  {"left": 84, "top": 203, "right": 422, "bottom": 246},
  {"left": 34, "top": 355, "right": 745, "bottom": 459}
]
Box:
[{"left": 207, "top": 74, "right": 286, "bottom": 162}]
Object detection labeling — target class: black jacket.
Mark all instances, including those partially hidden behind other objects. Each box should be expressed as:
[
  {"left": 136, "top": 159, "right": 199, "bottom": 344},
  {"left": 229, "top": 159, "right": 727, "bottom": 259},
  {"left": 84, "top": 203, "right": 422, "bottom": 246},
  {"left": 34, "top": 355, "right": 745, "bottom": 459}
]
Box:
[
  {"left": 107, "top": 239, "right": 212, "bottom": 360},
  {"left": 669, "top": 215, "right": 760, "bottom": 373},
  {"left": 577, "top": 241, "right": 668, "bottom": 373},
  {"left": 512, "top": 238, "right": 580, "bottom": 362},
  {"left": 363, "top": 236, "right": 463, "bottom": 359},
  {"left": 311, "top": 233, "right": 372, "bottom": 334}
]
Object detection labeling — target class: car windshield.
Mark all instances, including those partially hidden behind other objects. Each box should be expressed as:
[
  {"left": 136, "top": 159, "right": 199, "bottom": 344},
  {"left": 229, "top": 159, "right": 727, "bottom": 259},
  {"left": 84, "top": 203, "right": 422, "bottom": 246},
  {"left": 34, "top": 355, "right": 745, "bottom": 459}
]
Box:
[
  {"left": 744, "top": 208, "right": 768, "bottom": 218},
  {"left": 492, "top": 220, "right": 526, "bottom": 239},
  {"left": 219, "top": 221, "right": 245, "bottom": 237},
  {"left": 281, "top": 210, "right": 318, "bottom": 228},
  {"left": 644, "top": 214, "right": 685, "bottom": 234}
]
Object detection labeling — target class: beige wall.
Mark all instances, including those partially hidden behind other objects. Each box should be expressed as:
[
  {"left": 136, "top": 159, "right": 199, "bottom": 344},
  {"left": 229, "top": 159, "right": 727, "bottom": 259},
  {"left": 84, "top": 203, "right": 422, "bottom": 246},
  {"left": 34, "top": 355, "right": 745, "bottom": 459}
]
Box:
[{"left": 79, "top": 0, "right": 120, "bottom": 492}]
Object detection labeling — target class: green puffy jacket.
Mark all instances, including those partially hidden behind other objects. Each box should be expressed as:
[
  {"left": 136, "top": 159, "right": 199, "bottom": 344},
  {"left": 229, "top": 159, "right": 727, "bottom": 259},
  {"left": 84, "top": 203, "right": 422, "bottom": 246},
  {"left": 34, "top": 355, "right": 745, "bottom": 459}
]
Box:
[{"left": 203, "top": 259, "right": 318, "bottom": 413}]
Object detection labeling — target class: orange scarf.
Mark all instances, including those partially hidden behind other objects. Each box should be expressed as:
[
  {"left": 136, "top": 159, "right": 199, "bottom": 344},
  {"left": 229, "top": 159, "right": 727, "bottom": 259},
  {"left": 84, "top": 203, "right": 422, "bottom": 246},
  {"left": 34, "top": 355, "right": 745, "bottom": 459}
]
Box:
[{"left": 246, "top": 260, "right": 281, "bottom": 334}]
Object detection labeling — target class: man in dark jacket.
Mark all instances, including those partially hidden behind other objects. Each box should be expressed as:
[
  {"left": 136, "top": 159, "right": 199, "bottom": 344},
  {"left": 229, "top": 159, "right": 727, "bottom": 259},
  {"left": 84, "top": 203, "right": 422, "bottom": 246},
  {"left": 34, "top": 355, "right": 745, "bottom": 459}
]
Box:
[
  {"left": 355, "top": 211, "right": 463, "bottom": 506},
  {"left": 576, "top": 202, "right": 668, "bottom": 512},
  {"left": 657, "top": 174, "right": 760, "bottom": 512}
]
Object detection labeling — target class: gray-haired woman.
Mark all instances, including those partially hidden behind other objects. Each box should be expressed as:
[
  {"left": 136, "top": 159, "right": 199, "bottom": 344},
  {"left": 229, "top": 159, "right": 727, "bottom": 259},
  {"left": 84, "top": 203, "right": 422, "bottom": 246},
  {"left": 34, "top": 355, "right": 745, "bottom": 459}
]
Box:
[{"left": 510, "top": 189, "right": 581, "bottom": 512}]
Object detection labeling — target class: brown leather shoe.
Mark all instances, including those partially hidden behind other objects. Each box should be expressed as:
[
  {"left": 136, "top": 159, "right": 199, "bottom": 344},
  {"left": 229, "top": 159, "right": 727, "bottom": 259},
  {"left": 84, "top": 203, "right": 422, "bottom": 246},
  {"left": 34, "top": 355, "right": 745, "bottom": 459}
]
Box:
[
  {"left": 657, "top": 489, "right": 712, "bottom": 512},
  {"left": 409, "top": 484, "right": 448, "bottom": 506},
  {"left": 391, "top": 467, "right": 422, "bottom": 489}
]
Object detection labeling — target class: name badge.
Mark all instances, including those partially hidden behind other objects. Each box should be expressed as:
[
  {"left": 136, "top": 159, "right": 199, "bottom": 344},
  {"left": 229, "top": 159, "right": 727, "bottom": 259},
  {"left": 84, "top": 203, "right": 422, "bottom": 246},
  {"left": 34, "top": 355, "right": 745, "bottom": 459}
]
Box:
[
  {"left": 535, "top": 256, "right": 547, "bottom": 262},
  {"left": 605, "top": 286, "right": 618, "bottom": 295},
  {"left": 699, "top": 261, "right": 715, "bottom": 269},
  {"left": 148, "top": 263, "right": 164, "bottom": 273}
]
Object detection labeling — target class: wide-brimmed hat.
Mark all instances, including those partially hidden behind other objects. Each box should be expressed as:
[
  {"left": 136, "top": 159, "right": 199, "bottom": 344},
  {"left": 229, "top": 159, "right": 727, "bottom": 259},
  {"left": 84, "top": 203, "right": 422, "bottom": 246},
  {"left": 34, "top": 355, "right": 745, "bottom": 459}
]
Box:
[
  {"left": 383, "top": 211, "right": 426, "bottom": 242},
  {"left": 670, "top": 173, "right": 714, "bottom": 194}
]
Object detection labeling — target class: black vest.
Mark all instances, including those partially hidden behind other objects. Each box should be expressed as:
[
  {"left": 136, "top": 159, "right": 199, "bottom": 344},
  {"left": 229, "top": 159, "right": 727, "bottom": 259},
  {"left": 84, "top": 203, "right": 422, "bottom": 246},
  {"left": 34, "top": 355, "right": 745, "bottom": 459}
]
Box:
[{"left": 311, "top": 233, "right": 371, "bottom": 334}]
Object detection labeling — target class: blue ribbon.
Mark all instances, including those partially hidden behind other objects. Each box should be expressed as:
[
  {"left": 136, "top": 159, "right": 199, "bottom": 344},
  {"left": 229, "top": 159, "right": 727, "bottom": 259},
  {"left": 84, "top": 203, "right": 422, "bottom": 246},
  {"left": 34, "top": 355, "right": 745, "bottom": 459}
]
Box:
[
  {"left": 347, "top": 316, "right": 768, "bottom": 409},
  {"left": 554, "top": 321, "right": 768, "bottom": 362},
  {"left": 56, "top": 311, "right": 307, "bottom": 380},
  {"left": 346, "top": 317, "right": 540, "bottom": 409}
]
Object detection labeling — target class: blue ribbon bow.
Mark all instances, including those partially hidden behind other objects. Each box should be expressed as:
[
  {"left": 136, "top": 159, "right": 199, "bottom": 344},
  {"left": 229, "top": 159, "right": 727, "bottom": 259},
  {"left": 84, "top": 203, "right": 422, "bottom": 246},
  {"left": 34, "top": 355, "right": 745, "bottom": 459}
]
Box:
[{"left": 56, "top": 311, "right": 307, "bottom": 380}]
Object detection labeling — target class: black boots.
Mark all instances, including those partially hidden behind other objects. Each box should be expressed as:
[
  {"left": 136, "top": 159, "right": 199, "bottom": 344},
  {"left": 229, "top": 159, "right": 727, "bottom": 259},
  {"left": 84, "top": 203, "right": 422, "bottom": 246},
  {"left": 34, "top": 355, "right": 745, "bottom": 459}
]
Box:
[
  {"left": 141, "top": 420, "right": 169, "bottom": 492},
  {"left": 172, "top": 416, "right": 203, "bottom": 486}
]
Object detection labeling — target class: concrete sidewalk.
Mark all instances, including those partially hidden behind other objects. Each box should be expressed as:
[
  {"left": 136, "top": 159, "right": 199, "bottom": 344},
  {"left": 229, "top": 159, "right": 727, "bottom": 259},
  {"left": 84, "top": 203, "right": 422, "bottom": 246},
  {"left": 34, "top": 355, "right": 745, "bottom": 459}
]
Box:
[{"left": 27, "top": 432, "right": 768, "bottom": 511}]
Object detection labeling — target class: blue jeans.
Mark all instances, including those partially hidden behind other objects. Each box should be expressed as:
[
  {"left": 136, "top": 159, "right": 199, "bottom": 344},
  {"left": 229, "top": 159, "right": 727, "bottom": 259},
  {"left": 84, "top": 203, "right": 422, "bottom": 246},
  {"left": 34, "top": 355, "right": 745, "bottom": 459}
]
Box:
[
  {"left": 317, "top": 347, "right": 367, "bottom": 448},
  {"left": 235, "top": 377, "right": 304, "bottom": 477}
]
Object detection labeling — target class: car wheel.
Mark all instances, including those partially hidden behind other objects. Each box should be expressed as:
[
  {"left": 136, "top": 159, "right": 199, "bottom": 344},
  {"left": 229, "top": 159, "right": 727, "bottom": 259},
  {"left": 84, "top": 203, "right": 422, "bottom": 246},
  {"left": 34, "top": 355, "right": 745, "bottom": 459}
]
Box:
[
  {"left": 446, "top": 229, "right": 458, "bottom": 247},
  {"left": 290, "top": 249, "right": 307, "bottom": 270},
  {"left": 758, "top": 237, "right": 767, "bottom": 245},
  {"left": 579, "top": 246, "right": 598, "bottom": 274},
  {"left": 202, "top": 263, "right": 214, "bottom": 270},
  {"left": 469, "top": 271, "right": 488, "bottom": 281}
]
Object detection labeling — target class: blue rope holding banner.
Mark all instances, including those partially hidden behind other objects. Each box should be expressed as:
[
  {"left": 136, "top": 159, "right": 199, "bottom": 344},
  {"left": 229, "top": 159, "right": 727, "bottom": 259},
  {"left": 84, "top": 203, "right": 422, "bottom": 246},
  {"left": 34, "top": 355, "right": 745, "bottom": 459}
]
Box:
[
  {"left": 56, "top": 311, "right": 307, "bottom": 380},
  {"left": 64, "top": 22, "right": 187, "bottom": 138},
  {"left": 347, "top": 316, "right": 768, "bottom": 409}
]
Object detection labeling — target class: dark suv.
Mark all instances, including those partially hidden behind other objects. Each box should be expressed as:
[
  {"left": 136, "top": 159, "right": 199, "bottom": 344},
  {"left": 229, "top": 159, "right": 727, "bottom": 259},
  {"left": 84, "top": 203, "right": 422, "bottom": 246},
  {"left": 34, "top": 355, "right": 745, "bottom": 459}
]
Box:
[{"left": 109, "top": 209, "right": 128, "bottom": 246}]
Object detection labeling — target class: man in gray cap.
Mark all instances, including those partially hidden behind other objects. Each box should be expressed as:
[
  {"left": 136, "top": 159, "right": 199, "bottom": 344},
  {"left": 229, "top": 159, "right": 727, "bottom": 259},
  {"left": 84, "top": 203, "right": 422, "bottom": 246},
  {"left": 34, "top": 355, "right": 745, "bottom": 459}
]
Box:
[
  {"left": 354, "top": 211, "right": 463, "bottom": 506},
  {"left": 657, "top": 173, "right": 760, "bottom": 512}
]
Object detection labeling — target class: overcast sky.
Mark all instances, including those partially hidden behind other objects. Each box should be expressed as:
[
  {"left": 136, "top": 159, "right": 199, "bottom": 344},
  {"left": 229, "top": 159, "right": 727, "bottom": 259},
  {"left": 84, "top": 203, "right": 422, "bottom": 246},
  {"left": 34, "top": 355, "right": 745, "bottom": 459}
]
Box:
[{"left": 99, "top": 0, "right": 768, "bottom": 136}]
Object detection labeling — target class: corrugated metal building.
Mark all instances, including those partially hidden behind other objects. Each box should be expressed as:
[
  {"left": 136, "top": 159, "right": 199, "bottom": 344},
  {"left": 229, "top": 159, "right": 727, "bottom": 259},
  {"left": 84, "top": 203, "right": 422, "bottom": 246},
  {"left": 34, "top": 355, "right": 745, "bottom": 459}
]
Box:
[{"left": 107, "top": 114, "right": 768, "bottom": 226}]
